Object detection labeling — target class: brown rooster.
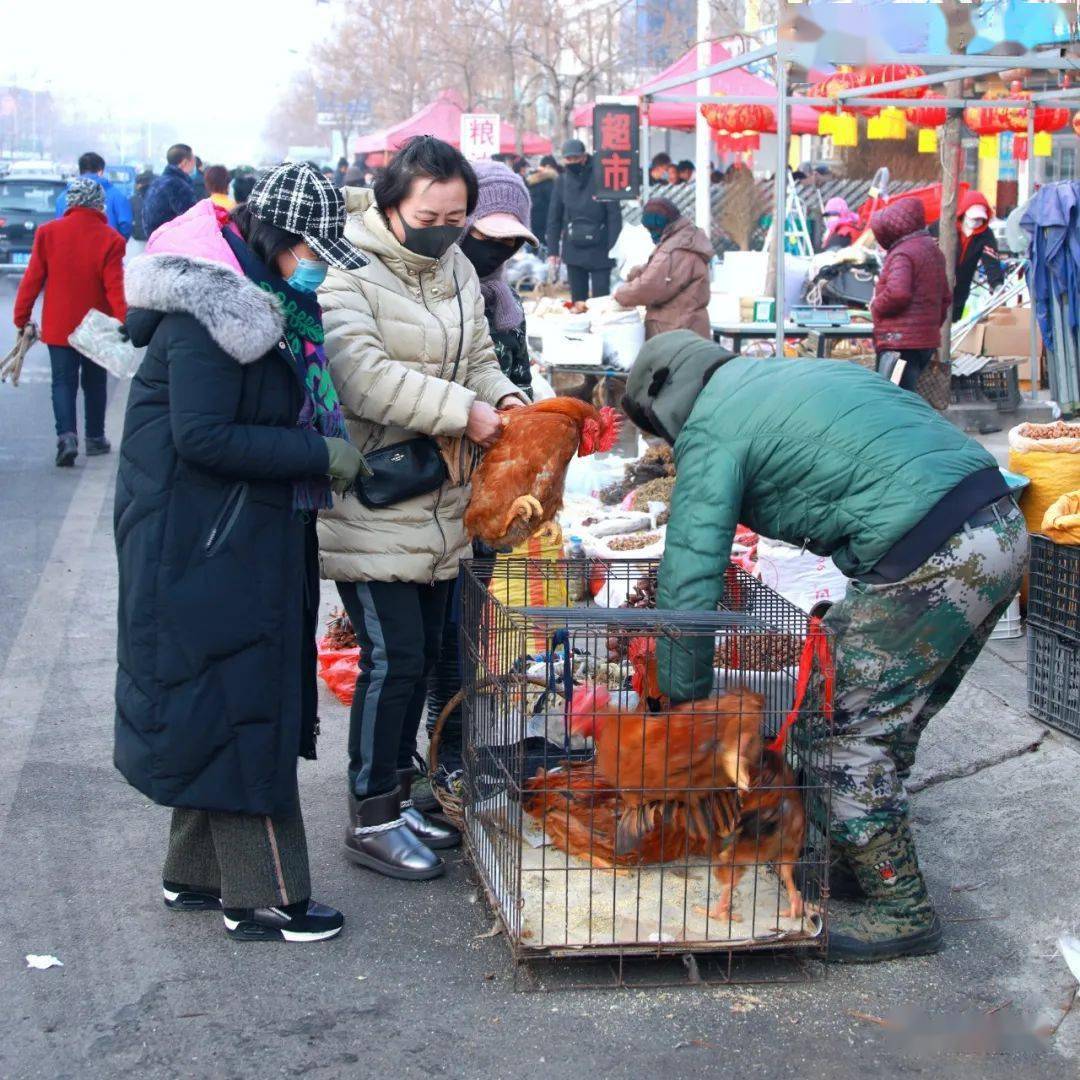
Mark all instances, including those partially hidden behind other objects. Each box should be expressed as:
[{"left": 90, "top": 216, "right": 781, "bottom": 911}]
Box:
[
  {"left": 705, "top": 748, "right": 806, "bottom": 922},
  {"left": 522, "top": 762, "right": 738, "bottom": 869},
  {"left": 569, "top": 637, "right": 806, "bottom": 922},
  {"left": 464, "top": 398, "right": 620, "bottom": 550}
]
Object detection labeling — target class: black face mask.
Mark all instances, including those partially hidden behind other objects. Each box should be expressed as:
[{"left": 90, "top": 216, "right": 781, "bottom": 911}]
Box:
[
  {"left": 395, "top": 211, "right": 462, "bottom": 260},
  {"left": 460, "top": 233, "right": 518, "bottom": 278},
  {"left": 566, "top": 160, "right": 589, "bottom": 177}
]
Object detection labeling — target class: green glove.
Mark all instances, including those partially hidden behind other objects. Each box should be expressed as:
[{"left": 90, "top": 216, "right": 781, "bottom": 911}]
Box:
[{"left": 323, "top": 436, "right": 371, "bottom": 494}]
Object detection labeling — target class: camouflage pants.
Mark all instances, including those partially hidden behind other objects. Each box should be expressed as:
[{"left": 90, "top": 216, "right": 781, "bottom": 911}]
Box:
[{"left": 821, "top": 504, "right": 1028, "bottom": 848}]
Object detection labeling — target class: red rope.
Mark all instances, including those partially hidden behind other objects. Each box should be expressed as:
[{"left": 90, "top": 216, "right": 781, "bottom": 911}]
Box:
[{"left": 766, "top": 616, "right": 834, "bottom": 755}]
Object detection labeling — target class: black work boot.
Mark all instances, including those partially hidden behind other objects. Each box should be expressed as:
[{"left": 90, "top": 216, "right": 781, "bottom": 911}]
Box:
[
  {"left": 85, "top": 436, "right": 111, "bottom": 457},
  {"left": 398, "top": 768, "right": 460, "bottom": 850},
  {"left": 828, "top": 821, "right": 942, "bottom": 964},
  {"left": 344, "top": 788, "right": 444, "bottom": 880},
  {"left": 828, "top": 853, "right": 865, "bottom": 902}
]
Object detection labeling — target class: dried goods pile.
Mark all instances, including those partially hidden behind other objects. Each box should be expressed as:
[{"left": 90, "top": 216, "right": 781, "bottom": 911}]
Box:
[{"left": 1016, "top": 422, "right": 1080, "bottom": 440}]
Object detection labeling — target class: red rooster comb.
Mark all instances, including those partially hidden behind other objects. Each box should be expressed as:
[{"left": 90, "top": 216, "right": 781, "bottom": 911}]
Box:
[{"left": 579, "top": 406, "right": 622, "bottom": 457}]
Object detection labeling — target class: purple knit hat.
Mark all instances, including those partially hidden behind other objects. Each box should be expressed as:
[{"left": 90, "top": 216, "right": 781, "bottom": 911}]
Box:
[
  {"left": 466, "top": 160, "right": 538, "bottom": 245},
  {"left": 465, "top": 161, "right": 536, "bottom": 332}
]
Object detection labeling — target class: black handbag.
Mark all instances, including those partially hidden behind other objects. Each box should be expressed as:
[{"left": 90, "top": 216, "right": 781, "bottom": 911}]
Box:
[
  {"left": 353, "top": 436, "right": 449, "bottom": 508},
  {"left": 568, "top": 217, "right": 603, "bottom": 248},
  {"left": 353, "top": 277, "right": 464, "bottom": 508}
]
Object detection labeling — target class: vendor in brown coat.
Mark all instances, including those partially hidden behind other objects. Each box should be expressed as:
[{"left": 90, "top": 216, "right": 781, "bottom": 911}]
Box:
[{"left": 614, "top": 198, "right": 713, "bottom": 340}]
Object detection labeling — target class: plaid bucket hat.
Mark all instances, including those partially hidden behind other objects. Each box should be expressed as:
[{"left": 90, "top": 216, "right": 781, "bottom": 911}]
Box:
[{"left": 248, "top": 162, "right": 368, "bottom": 270}]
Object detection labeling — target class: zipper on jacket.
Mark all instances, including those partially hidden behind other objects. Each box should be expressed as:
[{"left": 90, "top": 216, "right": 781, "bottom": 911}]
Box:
[{"left": 205, "top": 482, "right": 249, "bottom": 557}]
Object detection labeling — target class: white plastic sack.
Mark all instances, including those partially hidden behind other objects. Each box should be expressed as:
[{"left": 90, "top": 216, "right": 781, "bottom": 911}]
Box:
[
  {"left": 610, "top": 223, "right": 655, "bottom": 282},
  {"left": 529, "top": 366, "right": 556, "bottom": 401},
  {"left": 69, "top": 309, "right": 140, "bottom": 378},
  {"left": 754, "top": 537, "right": 849, "bottom": 613},
  {"left": 599, "top": 318, "right": 645, "bottom": 370}
]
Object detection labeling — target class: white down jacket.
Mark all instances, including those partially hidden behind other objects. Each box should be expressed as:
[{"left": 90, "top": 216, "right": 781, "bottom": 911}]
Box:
[{"left": 317, "top": 187, "right": 523, "bottom": 583}]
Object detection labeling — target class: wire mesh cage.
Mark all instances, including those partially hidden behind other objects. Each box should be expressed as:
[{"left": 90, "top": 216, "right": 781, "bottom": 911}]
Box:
[{"left": 458, "top": 557, "right": 833, "bottom": 976}]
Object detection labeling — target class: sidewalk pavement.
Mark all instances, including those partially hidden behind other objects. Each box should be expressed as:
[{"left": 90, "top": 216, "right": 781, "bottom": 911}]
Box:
[{"left": 0, "top": 385, "right": 1078, "bottom": 1079}]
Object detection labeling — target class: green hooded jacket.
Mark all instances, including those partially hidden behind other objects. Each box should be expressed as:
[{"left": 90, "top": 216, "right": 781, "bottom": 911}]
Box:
[{"left": 622, "top": 331, "right": 1001, "bottom": 702}]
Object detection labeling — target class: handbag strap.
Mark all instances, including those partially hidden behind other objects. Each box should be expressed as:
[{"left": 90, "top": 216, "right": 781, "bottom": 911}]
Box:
[{"left": 450, "top": 272, "right": 464, "bottom": 384}]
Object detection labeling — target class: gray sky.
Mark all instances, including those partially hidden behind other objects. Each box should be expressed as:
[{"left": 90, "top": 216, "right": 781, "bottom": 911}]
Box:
[{"left": 6, "top": 0, "right": 337, "bottom": 164}]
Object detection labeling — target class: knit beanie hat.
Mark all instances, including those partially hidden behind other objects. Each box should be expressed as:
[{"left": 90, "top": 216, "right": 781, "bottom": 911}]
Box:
[
  {"left": 466, "top": 160, "right": 538, "bottom": 245},
  {"left": 642, "top": 197, "right": 680, "bottom": 224},
  {"left": 66, "top": 177, "right": 106, "bottom": 212}
]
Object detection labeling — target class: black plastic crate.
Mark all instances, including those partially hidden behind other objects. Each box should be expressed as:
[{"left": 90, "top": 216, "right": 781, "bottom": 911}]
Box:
[
  {"left": 950, "top": 367, "right": 1022, "bottom": 412},
  {"left": 1028, "top": 535, "right": 1080, "bottom": 642},
  {"left": 1027, "top": 624, "right": 1080, "bottom": 739}
]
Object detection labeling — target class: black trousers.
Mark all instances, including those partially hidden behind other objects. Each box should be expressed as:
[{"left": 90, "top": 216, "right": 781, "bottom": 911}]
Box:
[
  {"left": 337, "top": 579, "right": 452, "bottom": 798},
  {"left": 878, "top": 348, "right": 934, "bottom": 393},
  {"left": 427, "top": 554, "right": 495, "bottom": 774},
  {"left": 566, "top": 264, "right": 611, "bottom": 303}
]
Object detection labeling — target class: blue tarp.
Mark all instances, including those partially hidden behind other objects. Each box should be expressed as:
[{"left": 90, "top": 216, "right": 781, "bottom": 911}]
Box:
[{"left": 1021, "top": 181, "right": 1080, "bottom": 353}]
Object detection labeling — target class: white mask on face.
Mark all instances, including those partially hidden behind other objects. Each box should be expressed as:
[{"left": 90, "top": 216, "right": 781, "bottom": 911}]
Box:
[{"left": 962, "top": 210, "right": 987, "bottom": 237}]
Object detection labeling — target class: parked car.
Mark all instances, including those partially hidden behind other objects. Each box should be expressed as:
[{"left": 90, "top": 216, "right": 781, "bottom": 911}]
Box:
[{"left": 0, "top": 176, "right": 69, "bottom": 274}]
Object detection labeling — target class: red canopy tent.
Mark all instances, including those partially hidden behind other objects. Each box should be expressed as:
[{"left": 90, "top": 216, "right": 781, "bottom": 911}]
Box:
[
  {"left": 572, "top": 41, "right": 819, "bottom": 135},
  {"left": 354, "top": 90, "right": 553, "bottom": 159}
]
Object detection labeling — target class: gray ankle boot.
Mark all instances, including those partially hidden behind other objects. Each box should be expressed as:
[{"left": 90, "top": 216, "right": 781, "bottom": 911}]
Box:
[
  {"left": 344, "top": 788, "right": 444, "bottom": 880},
  {"left": 397, "top": 768, "right": 460, "bottom": 850}
]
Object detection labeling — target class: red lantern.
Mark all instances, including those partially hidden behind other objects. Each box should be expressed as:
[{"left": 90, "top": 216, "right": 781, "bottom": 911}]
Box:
[
  {"left": 1073, "top": 111, "right": 1080, "bottom": 137},
  {"left": 964, "top": 94, "right": 1010, "bottom": 137},
  {"left": 1000, "top": 82, "right": 1070, "bottom": 134},
  {"left": 858, "top": 64, "right": 927, "bottom": 101},
  {"left": 908, "top": 91, "right": 947, "bottom": 130},
  {"left": 700, "top": 102, "right": 773, "bottom": 136},
  {"left": 807, "top": 69, "right": 862, "bottom": 113}
]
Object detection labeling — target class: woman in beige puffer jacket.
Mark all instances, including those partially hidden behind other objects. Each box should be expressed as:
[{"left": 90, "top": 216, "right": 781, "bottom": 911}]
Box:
[{"left": 318, "top": 137, "right": 525, "bottom": 881}]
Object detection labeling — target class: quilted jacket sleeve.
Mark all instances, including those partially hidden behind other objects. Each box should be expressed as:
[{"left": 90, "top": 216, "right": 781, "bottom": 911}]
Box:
[
  {"left": 871, "top": 250, "right": 914, "bottom": 319},
  {"left": 656, "top": 431, "right": 745, "bottom": 703},
  {"left": 461, "top": 287, "right": 529, "bottom": 406},
  {"left": 167, "top": 315, "right": 330, "bottom": 480},
  {"left": 320, "top": 273, "right": 477, "bottom": 437},
  {"left": 614, "top": 248, "right": 687, "bottom": 309}
]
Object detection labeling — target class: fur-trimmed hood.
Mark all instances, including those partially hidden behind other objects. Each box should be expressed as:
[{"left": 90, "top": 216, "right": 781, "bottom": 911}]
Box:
[{"left": 125, "top": 253, "right": 284, "bottom": 363}]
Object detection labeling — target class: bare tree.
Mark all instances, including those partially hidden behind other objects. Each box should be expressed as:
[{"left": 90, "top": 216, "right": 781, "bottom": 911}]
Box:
[{"left": 263, "top": 73, "right": 325, "bottom": 160}]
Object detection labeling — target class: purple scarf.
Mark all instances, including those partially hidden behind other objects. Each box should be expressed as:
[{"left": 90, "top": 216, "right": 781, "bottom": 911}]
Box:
[{"left": 479, "top": 269, "right": 524, "bottom": 333}]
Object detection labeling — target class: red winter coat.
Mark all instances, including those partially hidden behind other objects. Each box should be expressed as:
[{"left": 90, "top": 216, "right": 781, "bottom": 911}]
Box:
[
  {"left": 13, "top": 207, "right": 127, "bottom": 346},
  {"left": 869, "top": 198, "right": 951, "bottom": 351}
]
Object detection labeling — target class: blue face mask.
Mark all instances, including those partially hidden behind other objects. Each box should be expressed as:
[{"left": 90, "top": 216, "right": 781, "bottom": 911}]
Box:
[{"left": 286, "top": 248, "right": 328, "bottom": 293}]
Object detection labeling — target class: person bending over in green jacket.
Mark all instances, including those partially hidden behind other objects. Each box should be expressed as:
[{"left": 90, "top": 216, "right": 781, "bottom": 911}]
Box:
[{"left": 621, "top": 330, "right": 1028, "bottom": 964}]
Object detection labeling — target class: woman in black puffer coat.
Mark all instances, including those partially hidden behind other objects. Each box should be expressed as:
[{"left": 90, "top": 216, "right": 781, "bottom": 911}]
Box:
[{"left": 115, "top": 163, "right": 367, "bottom": 944}]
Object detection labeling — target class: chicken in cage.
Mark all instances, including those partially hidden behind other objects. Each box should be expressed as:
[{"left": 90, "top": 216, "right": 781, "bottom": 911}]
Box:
[{"left": 450, "top": 557, "right": 834, "bottom": 966}]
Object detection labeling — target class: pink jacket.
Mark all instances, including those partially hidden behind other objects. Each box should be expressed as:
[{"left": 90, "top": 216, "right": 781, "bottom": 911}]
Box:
[{"left": 145, "top": 198, "right": 242, "bottom": 272}]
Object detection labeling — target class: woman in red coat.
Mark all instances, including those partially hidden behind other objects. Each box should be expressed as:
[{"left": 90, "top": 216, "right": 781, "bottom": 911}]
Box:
[
  {"left": 13, "top": 177, "right": 126, "bottom": 466},
  {"left": 869, "top": 198, "right": 952, "bottom": 393}
]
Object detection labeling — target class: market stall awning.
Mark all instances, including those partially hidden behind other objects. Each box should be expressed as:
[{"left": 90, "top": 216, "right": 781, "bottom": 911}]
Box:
[
  {"left": 572, "top": 40, "right": 819, "bottom": 135},
  {"left": 354, "top": 90, "right": 553, "bottom": 157}
]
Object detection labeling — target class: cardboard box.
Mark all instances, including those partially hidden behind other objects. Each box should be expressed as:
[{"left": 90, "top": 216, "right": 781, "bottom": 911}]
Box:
[{"left": 955, "top": 305, "right": 1039, "bottom": 359}]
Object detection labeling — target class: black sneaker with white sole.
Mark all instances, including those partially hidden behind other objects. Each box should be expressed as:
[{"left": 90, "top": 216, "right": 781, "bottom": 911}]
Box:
[
  {"left": 222, "top": 899, "right": 344, "bottom": 942},
  {"left": 163, "top": 880, "right": 222, "bottom": 911}
]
